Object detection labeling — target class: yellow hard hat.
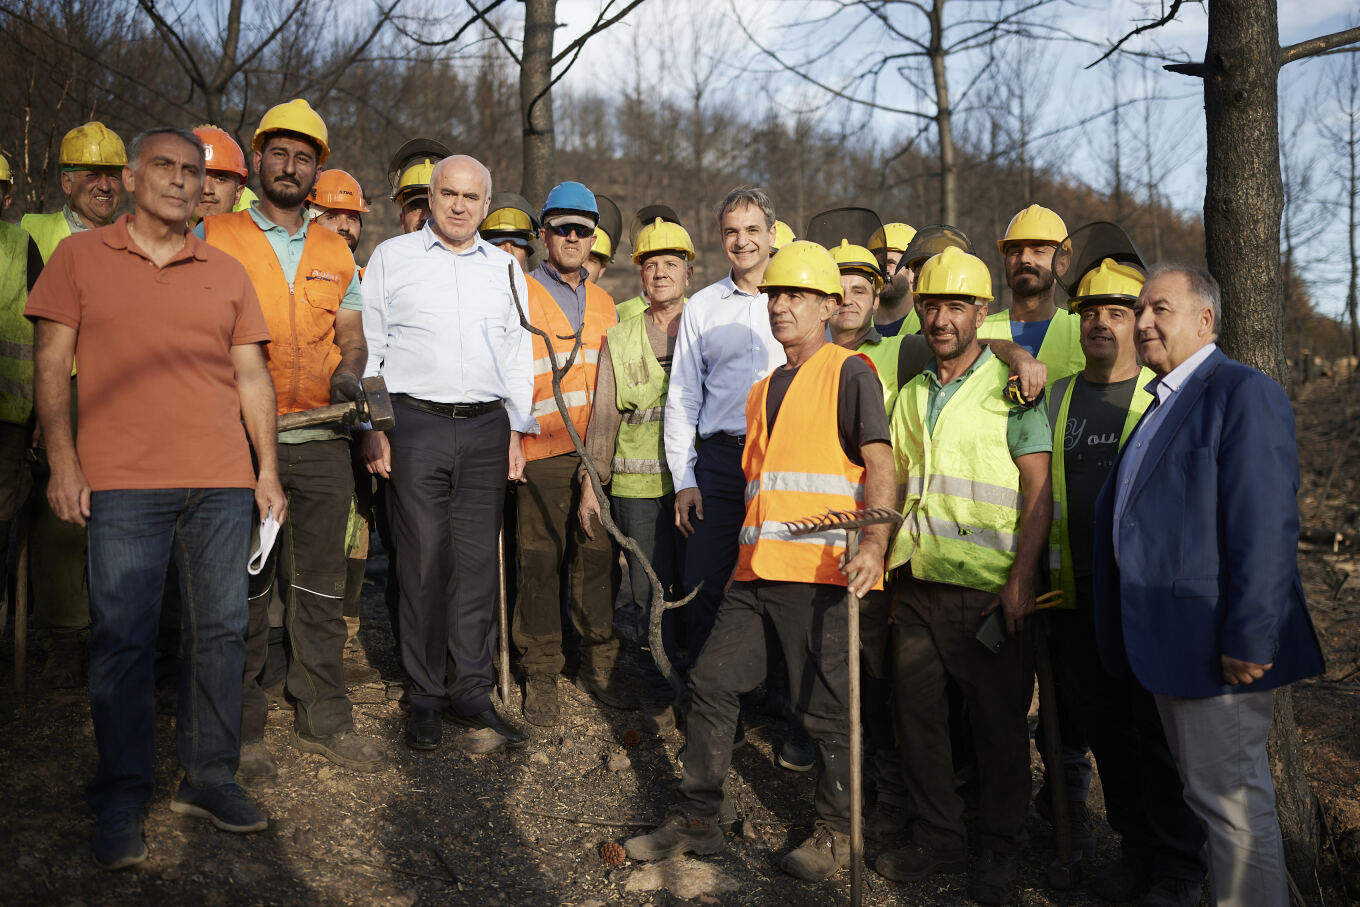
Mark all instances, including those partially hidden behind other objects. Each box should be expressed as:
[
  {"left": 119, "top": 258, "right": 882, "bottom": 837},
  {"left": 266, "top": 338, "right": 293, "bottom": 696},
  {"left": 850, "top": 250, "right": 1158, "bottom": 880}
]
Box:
[
  {"left": 830, "top": 239, "right": 884, "bottom": 292},
  {"left": 591, "top": 227, "right": 614, "bottom": 261},
  {"left": 253, "top": 99, "right": 329, "bottom": 165},
  {"left": 59, "top": 121, "right": 127, "bottom": 169},
  {"left": 392, "top": 159, "right": 437, "bottom": 203},
  {"left": 481, "top": 207, "right": 537, "bottom": 235},
  {"left": 997, "top": 204, "right": 1066, "bottom": 253},
  {"left": 759, "top": 240, "right": 843, "bottom": 299},
  {"left": 633, "top": 217, "right": 696, "bottom": 264},
  {"left": 868, "top": 222, "right": 916, "bottom": 254},
  {"left": 0, "top": 150, "right": 11, "bottom": 183},
  {"left": 1068, "top": 258, "right": 1144, "bottom": 311},
  {"left": 771, "top": 220, "right": 796, "bottom": 251},
  {"left": 915, "top": 246, "right": 994, "bottom": 302}
]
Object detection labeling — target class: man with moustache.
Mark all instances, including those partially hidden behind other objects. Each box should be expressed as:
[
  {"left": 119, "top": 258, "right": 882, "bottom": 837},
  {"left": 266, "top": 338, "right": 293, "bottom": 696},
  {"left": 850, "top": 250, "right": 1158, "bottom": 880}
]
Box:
[
  {"left": 26, "top": 126, "right": 282, "bottom": 867},
  {"left": 361, "top": 155, "right": 533, "bottom": 754},
  {"left": 201, "top": 99, "right": 385, "bottom": 779},
  {"left": 979, "top": 205, "right": 1085, "bottom": 382},
  {"left": 1044, "top": 259, "right": 1208, "bottom": 904},
  {"left": 867, "top": 222, "right": 918, "bottom": 337},
  {"left": 876, "top": 247, "right": 1052, "bottom": 904},
  {"left": 515, "top": 181, "right": 626, "bottom": 725},
  {"left": 23, "top": 122, "right": 127, "bottom": 261},
  {"left": 191, "top": 126, "right": 249, "bottom": 222},
  {"left": 1094, "top": 265, "right": 1324, "bottom": 906}
]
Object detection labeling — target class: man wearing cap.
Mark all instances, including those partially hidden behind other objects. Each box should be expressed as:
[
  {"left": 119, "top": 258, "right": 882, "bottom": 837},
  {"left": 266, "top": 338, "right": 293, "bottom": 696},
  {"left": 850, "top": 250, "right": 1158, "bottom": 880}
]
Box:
[
  {"left": 479, "top": 193, "right": 540, "bottom": 272},
  {"left": 577, "top": 218, "right": 695, "bottom": 718},
  {"left": 979, "top": 205, "right": 1084, "bottom": 382},
  {"left": 868, "top": 222, "right": 918, "bottom": 337},
  {"left": 515, "top": 180, "right": 626, "bottom": 726},
  {"left": 388, "top": 139, "right": 450, "bottom": 236},
  {"left": 309, "top": 169, "right": 367, "bottom": 254},
  {"left": 360, "top": 154, "right": 533, "bottom": 754},
  {"left": 625, "top": 241, "right": 894, "bottom": 881},
  {"left": 200, "top": 99, "right": 385, "bottom": 778},
  {"left": 192, "top": 126, "right": 249, "bottom": 222},
  {"left": 1045, "top": 258, "right": 1207, "bottom": 904},
  {"left": 876, "top": 247, "right": 1052, "bottom": 904}
]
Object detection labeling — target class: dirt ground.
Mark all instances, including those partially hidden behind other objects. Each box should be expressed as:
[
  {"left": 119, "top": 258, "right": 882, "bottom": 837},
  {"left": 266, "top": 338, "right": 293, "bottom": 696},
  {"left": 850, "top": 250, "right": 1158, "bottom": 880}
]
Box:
[{"left": 1, "top": 372, "right": 1358, "bottom": 906}]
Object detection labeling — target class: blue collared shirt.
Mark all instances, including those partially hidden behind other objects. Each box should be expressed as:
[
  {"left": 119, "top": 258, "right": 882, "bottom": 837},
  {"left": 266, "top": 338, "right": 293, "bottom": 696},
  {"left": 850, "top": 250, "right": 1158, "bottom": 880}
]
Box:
[
  {"left": 1112, "top": 342, "right": 1218, "bottom": 563},
  {"left": 663, "top": 272, "right": 782, "bottom": 490},
  {"left": 360, "top": 225, "right": 534, "bottom": 432},
  {"left": 529, "top": 261, "right": 589, "bottom": 331}
]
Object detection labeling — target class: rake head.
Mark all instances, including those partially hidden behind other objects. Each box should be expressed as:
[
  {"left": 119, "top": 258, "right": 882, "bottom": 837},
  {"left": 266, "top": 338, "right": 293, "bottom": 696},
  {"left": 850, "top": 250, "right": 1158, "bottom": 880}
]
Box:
[{"left": 784, "top": 507, "right": 904, "bottom": 536}]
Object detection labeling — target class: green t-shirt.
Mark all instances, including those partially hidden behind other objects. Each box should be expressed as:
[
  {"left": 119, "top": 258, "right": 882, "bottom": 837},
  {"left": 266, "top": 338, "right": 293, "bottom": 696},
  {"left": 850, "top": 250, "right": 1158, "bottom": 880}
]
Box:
[{"left": 920, "top": 347, "right": 1051, "bottom": 457}]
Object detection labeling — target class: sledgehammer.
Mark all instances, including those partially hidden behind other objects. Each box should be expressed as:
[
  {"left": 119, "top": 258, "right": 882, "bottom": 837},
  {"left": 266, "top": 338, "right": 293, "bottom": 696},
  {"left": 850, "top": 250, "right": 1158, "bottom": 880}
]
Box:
[{"left": 276, "top": 375, "right": 396, "bottom": 432}]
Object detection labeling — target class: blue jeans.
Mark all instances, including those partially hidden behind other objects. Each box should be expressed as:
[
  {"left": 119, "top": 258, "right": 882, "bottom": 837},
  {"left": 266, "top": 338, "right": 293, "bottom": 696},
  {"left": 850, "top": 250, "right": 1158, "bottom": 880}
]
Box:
[{"left": 85, "top": 488, "right": 252, "bottom": 815}]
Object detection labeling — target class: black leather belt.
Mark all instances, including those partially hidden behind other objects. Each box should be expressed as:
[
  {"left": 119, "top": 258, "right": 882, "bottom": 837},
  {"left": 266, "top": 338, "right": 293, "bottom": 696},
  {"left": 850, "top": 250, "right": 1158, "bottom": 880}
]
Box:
[
  {"left": 393, "top": 394, "right": 504, "bottom": 419},
  {"left": 707, "top": 432, "right": 746, "bottom": 448}
]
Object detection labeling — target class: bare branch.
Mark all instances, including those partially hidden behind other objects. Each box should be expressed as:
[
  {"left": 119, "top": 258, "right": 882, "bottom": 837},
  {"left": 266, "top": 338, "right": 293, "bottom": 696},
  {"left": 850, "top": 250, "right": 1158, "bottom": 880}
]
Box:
[
  {"left": 1281, "top": 27, "right": 1360, "bottom": 67},
  {"left": 551, "top": 0, "right": 648, "bottom": 67},
  {"left": 1086, "top": 0, "right": 1190, "bottom": 70},
  {"left": 311, "top": 0, "right": 402, "bottom": 107}
]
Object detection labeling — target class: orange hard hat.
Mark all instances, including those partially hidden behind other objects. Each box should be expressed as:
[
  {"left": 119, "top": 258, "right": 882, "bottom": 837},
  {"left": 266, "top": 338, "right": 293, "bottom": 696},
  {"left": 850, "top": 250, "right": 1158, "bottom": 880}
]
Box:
[
  {"left": 309, "top": 169, "right": 369, "bottom": 214},
  {"left": 193, "top": 125, "right": 248, "bottom": 180}
]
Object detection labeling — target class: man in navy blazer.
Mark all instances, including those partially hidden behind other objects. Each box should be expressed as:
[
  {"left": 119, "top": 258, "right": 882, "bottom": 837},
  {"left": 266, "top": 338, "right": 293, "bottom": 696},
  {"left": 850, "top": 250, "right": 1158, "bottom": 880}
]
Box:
[{"left": 1093, "top": 264, "right": 1324, "bottom": 907}]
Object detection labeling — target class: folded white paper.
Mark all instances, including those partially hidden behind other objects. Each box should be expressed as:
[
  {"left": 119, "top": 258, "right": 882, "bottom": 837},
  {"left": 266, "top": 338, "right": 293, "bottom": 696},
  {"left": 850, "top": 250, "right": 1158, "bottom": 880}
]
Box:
[{"left": 249, "top": 512, "right": 282, "bottom": 575}]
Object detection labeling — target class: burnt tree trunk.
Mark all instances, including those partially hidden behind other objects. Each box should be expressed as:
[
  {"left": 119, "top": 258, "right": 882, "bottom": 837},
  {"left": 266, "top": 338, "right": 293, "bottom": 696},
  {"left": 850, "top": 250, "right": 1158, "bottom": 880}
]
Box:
[
  {"left": 520, "top": 0, "right": 557, "bottom": 207},
  {"left": 928, "top": 0, "right": 957, "bottom": 225}
]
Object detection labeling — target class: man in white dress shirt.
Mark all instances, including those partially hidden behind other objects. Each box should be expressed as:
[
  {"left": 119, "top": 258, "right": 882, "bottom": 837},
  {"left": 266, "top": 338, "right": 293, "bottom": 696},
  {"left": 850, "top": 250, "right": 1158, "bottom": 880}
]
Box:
[{"left": 359, "top": 155, "right": 534, "bottom": 754}]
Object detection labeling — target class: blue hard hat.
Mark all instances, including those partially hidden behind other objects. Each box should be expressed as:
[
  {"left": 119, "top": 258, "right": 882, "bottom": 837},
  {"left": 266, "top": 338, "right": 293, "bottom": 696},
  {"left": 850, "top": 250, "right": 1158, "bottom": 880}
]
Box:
[{"left": 542, "top": 181, "right": 599, "bottom": 223}]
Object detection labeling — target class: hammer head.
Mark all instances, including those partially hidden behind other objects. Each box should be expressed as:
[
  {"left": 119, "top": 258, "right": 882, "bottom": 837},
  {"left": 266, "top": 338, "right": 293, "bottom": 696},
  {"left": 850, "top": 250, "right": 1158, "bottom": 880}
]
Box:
[{"left": 360, "top": 375, "right": 396, "bottom": 431}]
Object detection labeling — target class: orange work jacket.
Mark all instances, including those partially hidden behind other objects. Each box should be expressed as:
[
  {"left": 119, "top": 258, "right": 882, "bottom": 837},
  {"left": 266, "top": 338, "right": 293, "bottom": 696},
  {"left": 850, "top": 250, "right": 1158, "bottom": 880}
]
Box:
[
  {"left": 522, "top": 275, "right": 616, "bottom": 461},
  {"left": 204, "top": 211, "right": 355, "bottom": 415},
  {"left": 735, "top": 342, "right": 881, "bottom": 589}
]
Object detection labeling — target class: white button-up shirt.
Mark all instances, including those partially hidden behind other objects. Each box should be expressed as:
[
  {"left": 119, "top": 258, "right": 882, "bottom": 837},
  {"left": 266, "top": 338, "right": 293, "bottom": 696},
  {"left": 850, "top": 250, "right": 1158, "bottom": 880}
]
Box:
[
  {"left": 663, "top": 272, "right": 783, "bottom": 490},
  {"left": 1112, "top": 341, "right": 1218, "bottom": 563},
  {"left": 361, "top": 225, "right": 534, "bottom": 432}
]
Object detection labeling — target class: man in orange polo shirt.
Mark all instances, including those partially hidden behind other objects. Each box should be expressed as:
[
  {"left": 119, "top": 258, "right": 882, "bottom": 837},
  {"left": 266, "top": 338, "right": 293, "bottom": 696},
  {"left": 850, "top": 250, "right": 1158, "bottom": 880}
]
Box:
[
  {"left": 27, "top": 127, "right": 284, "bottom": 869},
  {"left": 625, "top": 242, "right": 895, "bottom": 881}
]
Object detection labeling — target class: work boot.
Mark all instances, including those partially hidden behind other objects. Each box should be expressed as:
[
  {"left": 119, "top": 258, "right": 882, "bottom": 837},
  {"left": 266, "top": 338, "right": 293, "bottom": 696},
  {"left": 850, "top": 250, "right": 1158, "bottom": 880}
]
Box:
[
  {"left": 236, "top": 741, "right": 279, "bottom": 786},
  {"left": 864, "top": 799, "right": 912, "bottom": 843},
  {"left": 575, "top": 667, "right": 640, "bottom": 710},
  {"left": 41, "top": 631, "right": 84, "bottom": 689},
  {"left": 875, "top": 842, "right": 967, "bottom": 882},
  {"left": 967, "top": 849, "right": 1020, "bottom": 905},
  {"left": 1037, "top": 786, "right": 1096, "bottom": 856},
  {"left": 522, "top": 673, "right": 560, "bottom": 727},
  {"left": 781, "top": 821, "right": 851, "bottom": 881},
  {"left": 291, "top": 729, "right": 388, "bottom": 772},
  {"left": 623, "top": 807, "right": 724, "bottom": 861}
]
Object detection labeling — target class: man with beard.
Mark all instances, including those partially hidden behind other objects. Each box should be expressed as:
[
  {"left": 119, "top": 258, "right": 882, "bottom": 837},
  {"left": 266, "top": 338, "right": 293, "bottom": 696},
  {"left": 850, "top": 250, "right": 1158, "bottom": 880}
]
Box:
[
  {"left": 23, "top": 122, "right": 127, "bottom": 261},
  {"left": 876, "top": 247, "right": 1052, "bottom": 904},
  {"left": 308, "top": 169, "right": 367, "bottom": 255},
  {"left": 201, "top": 99, "right": 386, "bottom": 780},
  {"left": 191, "top": 126, "right": 249, "bottom": 223},
  {"left": 979, "top": 205, "right": 1085, "bottom": 382},
  {"left": 868, "top": 222, "right": 918, "bottom": 337}
]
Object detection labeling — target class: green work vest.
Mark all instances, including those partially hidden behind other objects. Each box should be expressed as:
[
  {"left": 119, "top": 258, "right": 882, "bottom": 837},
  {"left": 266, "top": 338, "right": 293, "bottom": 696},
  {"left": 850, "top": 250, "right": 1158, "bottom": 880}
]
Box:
[
  {"left": 889, "top": 354, "right": 1027, "bottom": 592},
  {"left": 20, "top": 211, "right": 72, "bottom": 263},
  {"left": 1046, "top": 369, "right": 1154, "bottom": 609},
  {"left": 0, "top": 222, "right": 34, "bottom": 425},
  {"left": 617, "top": 294, "right": 647, "bottom": 322},
  {"left": 607, "top": 312, "right": 671, "bottom": 498},
  {"left": 856, "top": 333, "right": 905, "bottom": 415},
  {"left": 896, "top": 308, "right": 921, "bottom": 335},
  {"left": 978, "top": 307, "right": 1085, "bottom": 384}
]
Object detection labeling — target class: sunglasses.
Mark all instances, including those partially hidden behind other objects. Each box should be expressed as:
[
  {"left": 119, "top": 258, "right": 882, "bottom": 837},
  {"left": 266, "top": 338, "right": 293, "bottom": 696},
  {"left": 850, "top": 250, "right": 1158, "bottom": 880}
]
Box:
[{"left": 548, "top": 223, "right": 594, "bottom": 239}]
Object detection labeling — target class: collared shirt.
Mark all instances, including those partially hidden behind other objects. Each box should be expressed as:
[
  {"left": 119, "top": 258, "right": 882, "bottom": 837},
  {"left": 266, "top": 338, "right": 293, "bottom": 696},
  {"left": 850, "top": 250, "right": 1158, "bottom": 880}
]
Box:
[
  {"left": 62, "top": 205, "right": 93, "bottom": 235},
  {"left": 24, "top": 214, "right": 269, "bottom": 491},
  {"left": 361, "top": 225, "right": 533, "bottom": 432},
  {"left": 1112, "top": 342, "right": 1218, "bottom": 563},
  {"left": 530, "top": 261, "right": 589, "bottom": 331},
  {"left": 663, "top": 271, "right": 782, "bottom": 490},
  {"left": 919, "top": 347, "right": 1051, "bottom": 455},
  {"left": 193, "top": 205, "right": 362, "bottom": 310}
]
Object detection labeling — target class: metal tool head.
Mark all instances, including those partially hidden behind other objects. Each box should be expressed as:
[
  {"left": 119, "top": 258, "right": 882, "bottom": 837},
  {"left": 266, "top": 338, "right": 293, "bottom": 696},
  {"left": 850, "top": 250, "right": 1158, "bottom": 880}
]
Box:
[
  {"left": 360, "top": 375, "right": 395, "bottom": 431},
  {"left": 784, "top": 507, "right": 904, "bottom": 536}
]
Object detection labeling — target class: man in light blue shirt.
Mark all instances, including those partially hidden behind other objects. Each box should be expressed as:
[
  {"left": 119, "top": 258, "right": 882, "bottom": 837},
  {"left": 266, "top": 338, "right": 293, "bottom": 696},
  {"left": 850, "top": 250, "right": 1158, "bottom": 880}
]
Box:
[{"left": 360, "top": 155, "right": 533, "bottom": 755}]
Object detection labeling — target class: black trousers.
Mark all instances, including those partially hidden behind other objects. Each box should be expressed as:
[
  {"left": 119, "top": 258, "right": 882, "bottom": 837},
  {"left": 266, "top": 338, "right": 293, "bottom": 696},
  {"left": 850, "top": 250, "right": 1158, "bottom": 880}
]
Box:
[
  {"left": 243, "top": 438, "right": 354, "bottom": 740},
  {"left": 1054, "top": 577, "right": 1206, "bottom": 880},
  {"left": 680, "top": 580, "right": 853, "bottom": 832},
  {"left": 388, "top": 401, "right": 509, "bottom": 715},
  {"left": 679, "top": 435, "right": 746, "bottom": 658}
]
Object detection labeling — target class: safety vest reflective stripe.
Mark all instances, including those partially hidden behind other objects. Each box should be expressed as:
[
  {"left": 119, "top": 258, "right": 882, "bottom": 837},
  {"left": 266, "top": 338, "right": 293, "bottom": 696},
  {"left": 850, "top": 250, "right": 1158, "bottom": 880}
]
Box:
[
  {"left": 533, "top": 347, "right": 600, "bottom": 374},
  {"left": 903, "top": 474, "right": 1022, "bottom": 510},
  {"left": 0, "top": 222, "right": 34, "bottom": 424},
  {"left": 530, "top": 389, "right": 591, "bottom": 419},
  {"left": 738, "top": 522, "right": 842, "bottom": 547},
  {"left": 611, "top": 456, "right": 666, "bottom": 475},
  {"left": 621, "top": 405, "right": 664, "bottom": 425},
  {"left": 745, "top": 471, "right": 866, "bottom": 503}
]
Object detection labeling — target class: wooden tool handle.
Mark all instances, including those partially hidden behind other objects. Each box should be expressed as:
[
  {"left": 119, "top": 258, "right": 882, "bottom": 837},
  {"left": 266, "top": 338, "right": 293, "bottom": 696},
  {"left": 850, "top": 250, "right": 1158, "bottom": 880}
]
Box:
[{"left": 277, "top": 402, "right": 356, "bottom": 432}]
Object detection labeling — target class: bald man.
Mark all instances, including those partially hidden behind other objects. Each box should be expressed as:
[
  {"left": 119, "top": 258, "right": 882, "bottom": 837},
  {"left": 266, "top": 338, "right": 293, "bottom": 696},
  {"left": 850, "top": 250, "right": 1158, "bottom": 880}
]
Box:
[{"left": 360, "top": 156, "right": 534, "bottom": 754}]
